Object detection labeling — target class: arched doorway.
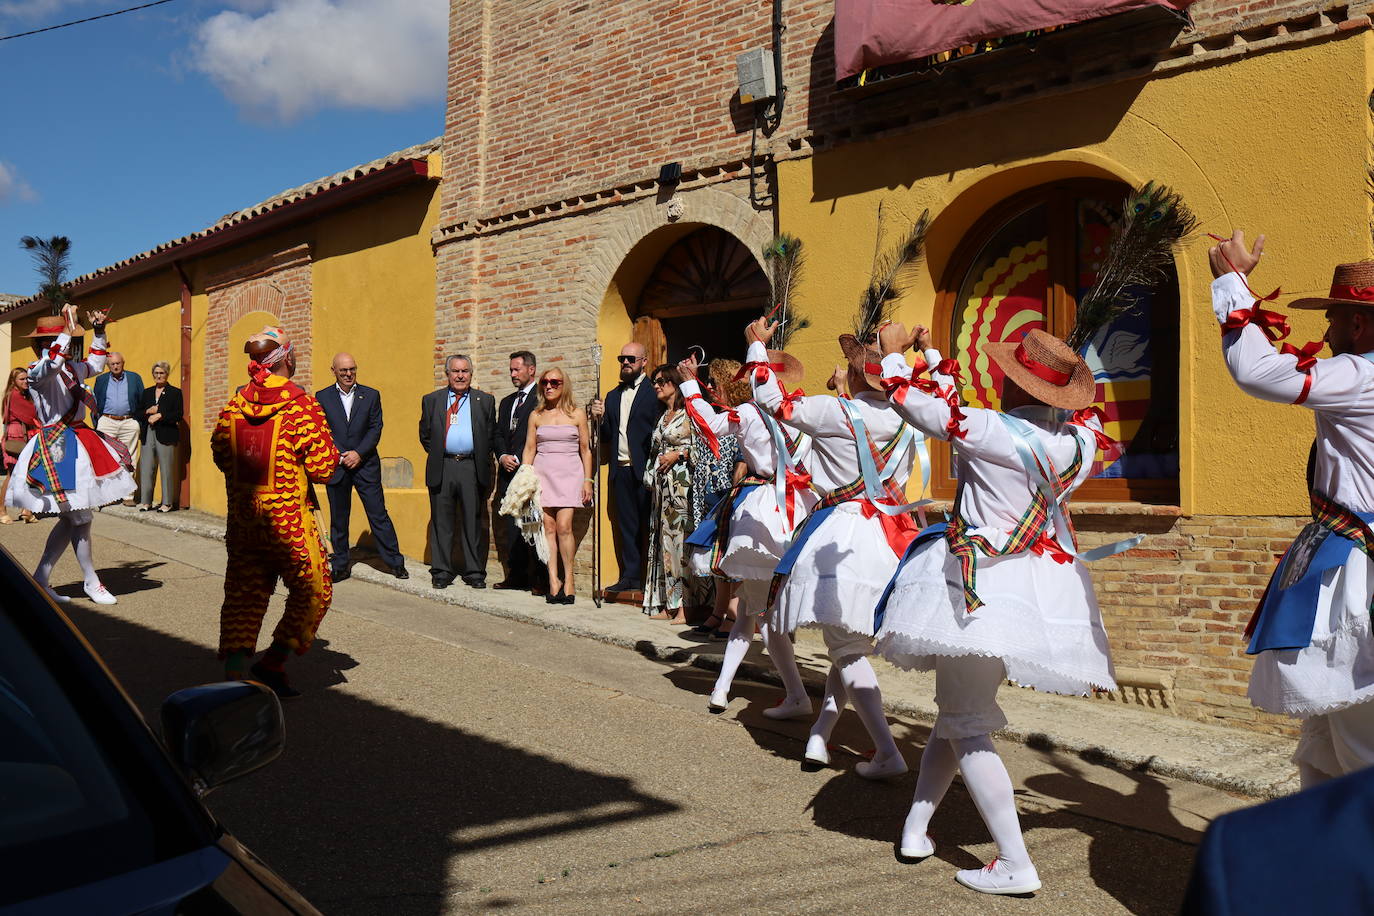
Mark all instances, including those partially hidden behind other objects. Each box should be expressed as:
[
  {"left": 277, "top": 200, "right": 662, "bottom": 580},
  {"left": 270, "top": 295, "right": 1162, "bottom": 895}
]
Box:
[{"left": 632, "top": 226, "right": 769, "bottom": 367}]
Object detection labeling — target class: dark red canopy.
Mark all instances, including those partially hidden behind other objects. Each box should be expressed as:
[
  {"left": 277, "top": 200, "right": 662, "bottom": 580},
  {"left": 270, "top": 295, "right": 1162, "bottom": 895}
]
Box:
[{"left": 835, "top": 0, "right": 1198, "bottom": 81}]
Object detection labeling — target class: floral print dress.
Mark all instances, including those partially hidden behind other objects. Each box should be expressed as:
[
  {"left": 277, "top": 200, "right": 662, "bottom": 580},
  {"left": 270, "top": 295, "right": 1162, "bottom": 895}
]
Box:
[{"left": 642, "top": 408, "right": 693, "bottom": 616}]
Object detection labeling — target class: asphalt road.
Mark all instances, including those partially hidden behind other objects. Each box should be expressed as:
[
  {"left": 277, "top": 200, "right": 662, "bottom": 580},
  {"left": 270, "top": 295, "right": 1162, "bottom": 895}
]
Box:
[{"left": 3, "top": 513, "right": 1253, "bottom": 915}]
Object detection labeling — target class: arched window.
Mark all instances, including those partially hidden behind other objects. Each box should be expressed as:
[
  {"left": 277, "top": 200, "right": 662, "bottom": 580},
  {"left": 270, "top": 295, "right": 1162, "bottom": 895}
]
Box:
[{"left": 933, "top": 179, "right": 1180, "bottom": 504}]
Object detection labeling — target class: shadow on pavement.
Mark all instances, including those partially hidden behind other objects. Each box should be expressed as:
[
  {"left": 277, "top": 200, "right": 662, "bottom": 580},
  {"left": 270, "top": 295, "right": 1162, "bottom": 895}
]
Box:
[
  {"left": 52, "top": 558, "right": 168, "bottom": 600},
  {"left": 60, "top": 604, "right": 680, "bottom": 916}
]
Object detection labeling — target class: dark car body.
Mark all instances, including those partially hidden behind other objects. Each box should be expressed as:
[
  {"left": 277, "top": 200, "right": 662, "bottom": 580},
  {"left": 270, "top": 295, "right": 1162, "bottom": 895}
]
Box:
[{"left": 0, "top": 543, "right": 320, "bottom": 915}]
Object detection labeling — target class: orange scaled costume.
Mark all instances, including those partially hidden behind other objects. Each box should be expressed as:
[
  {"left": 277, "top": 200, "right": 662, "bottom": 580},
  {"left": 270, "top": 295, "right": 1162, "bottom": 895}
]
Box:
[{"left": 213, "top": 372, "right": 340, "bottom": 659}]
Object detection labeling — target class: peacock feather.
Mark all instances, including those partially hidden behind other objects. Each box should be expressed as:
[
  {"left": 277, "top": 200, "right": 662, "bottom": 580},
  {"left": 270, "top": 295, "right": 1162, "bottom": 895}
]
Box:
[
  {"left": 19, "top": 235, "right": 73, "bottom": 315},
  {"left": 1066, "top": 182, "right": 1197, "bottom": 352},
  {"left": 762, "top": 234, "right": 809, "bottom": 350},
  {"left": 854, "top": 207, "right": 930, "bottom": 345}
]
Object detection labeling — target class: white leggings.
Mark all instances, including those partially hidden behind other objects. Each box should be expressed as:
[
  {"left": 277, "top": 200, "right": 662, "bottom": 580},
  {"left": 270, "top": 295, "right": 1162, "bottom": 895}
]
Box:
[
  {"left": 712, "top": 579, "right": 808, "bottom": 703},
  {"left": 806, "top": 626, "right": 898, "bottom": 760},
  {"left": 35, "top": 511, "right": 100, "bottom": 589}
]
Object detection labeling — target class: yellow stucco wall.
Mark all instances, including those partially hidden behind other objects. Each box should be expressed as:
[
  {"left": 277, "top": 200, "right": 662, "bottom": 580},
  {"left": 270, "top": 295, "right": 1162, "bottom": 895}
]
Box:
[
  {"left": 770, "top": 33, "right": 1369, "bottom": 517},
  {"left": 9, "top": 175, "right": 440, "bottom": 560}
]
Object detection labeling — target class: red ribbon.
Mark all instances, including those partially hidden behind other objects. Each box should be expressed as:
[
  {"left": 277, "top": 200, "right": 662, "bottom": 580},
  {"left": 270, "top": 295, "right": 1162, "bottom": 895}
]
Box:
[
  {"left": 1222, "top": 303, "right": 1290, "bottom": 342},
  {"left": 1281, "top": 339, "right": 1324, "bottom": 405},
  {"left": 859, "top": 499, "right": 922, "bottom": 557},
  {"left": 879, "top": 373, "right": 911, "bottom": 405},
  {"left": 777, "top": 385, "right": 805, "bottom": 421},
  {"left": 784, "top": 468, "right": 811, "bottom": 526},
  {"left": 683, "top": 394, "right": 721, "bottom": 458},
  {"left": 737, "top": 360, "right": 785, "bottom": 384},
  {"left": 1068, "top": 405, "right": 1116, "bottom": 452},
  {"left": 1329, "top": 284, "right": 1374, "bottom": 301},
  {"left": 1029, "top": 532, "right": 1075, "bottom": 564},
  {"left": 934, "top": 358, "right": 963, "bottom": 382},
  {"left": 247, "top": 359, "right": 272, "bottom": 385},
  {"left": 1014, "top": 342, "right": 1072, "bottom": 385}
]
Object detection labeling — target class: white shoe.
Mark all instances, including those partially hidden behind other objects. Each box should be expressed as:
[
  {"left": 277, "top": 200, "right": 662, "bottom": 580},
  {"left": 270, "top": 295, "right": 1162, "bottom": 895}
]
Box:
[
  {"left": 762, "top": 695, "right": 813, "bottom": 720},
  {"left": 899, "top": 833, "right": 935, "bottom": 860},
  {"left": 856, "top": 750, "right": 908, "bottom": 780},
  {"left": 83, "top": 582, "right": 117, "bottom": 605},
  {"left": 708, "top": 688, "right": 729, "bottom": 711},
  {"left": 955, "top": 858, "right": 1041, "bottom": 895},
  {"left": 803, "top": 734, "right": 831, "bottom": 766},
  {"left": 42, "top": 585, "right": 70, "bottom": 604}
]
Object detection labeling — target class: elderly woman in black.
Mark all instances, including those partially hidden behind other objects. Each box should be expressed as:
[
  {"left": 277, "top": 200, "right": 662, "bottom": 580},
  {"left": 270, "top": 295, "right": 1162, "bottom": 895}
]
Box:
[{"left": 137, "top": 361, "right": 182, "bottom": 512}]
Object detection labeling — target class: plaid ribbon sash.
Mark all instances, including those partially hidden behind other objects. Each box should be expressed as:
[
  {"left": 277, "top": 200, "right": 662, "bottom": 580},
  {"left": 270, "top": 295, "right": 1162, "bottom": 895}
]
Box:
[
  {"left": 708, "top": 475, "right": 771, "bottom": 576},
  {"left": 1311, "top": 490, "right": 1374, "bottom": 561},
  {"left": 25, "top": 367, "right": 130, "bottom": 504},
  {"left": 945, "top": 443, "right": 1084, "bottom": 614}
]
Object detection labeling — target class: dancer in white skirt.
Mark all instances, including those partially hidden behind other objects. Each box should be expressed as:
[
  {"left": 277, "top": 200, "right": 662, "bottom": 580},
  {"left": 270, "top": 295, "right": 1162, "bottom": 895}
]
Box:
[
  {"left": 677, "top": 351, "right": 818, "bottom": 715},
  {"left": 872, "top": 321, "right": 1116, "bottom": 896},
  {"left": 748, "top": 318, "right": 920, "bottom": 779},
  {"left": 8, "top": 306, "right": 136, "bottom": 605},
  {"left": 1209, "top": 232, "right": 1374, "bottom": 786}
]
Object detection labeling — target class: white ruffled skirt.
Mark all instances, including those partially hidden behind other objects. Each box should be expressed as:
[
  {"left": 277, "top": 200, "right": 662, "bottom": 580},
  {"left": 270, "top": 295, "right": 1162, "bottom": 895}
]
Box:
[
  {"left": 875, "top": 529, "right": 1116, "bottom": 696},
  {"left": 6, "top": 429, "right": 135, "bottom": 516},
  {"left": 1249, "top": 550, "right": 1374, "bottom": 717},
  {"left": 769, "top": 501, "right": 900, "bottom": 637},
  {"left": 689, "top": 484, "right": 816, "bottom": 582}
]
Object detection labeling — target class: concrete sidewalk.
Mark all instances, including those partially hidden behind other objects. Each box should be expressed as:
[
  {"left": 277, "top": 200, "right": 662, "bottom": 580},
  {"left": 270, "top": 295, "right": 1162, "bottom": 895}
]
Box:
[{"left": 111, "top": 503, "right": 1299, "bottom": 800}]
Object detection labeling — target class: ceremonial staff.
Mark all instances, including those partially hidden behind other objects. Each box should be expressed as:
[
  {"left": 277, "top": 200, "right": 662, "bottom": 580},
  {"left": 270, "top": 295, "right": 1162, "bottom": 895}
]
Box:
[{"left": 588, "top": 343, "right": 603, "bottom": 607}]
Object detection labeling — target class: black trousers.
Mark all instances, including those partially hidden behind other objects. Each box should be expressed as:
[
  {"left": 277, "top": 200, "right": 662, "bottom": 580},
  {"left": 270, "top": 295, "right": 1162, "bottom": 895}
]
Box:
[
  {"left": 428, "top": 456, "right": 486, "bottom": 580},
  {"left": 326, "top": 462, "right": 403, "bottom": 572},
  {"left": 496, "top": 469, "right": 546, "bottom": 586},
  {"left": 609, "top": 463, "right": 650, "bottom": 588}
]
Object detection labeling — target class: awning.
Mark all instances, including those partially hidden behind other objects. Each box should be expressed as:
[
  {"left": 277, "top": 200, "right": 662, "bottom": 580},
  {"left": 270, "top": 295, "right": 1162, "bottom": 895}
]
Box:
[{"left": 835, "top": 0, "right": 1198, "bottom": 83}]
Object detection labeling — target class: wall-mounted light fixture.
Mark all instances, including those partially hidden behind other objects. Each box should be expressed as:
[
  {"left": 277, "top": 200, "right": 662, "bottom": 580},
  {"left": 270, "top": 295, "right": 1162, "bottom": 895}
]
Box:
[{"left": 656, "top": 162, "right": 682, "bottom": 188}]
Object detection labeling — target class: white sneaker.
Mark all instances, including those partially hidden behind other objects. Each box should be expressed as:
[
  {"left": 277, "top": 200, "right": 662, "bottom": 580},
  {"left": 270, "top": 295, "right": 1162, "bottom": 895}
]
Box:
[
  {"left": 955, "top": 858, "right": 1041, "bottom": 895},
  {"left": 42, "top": 585, "right": 70, "bottom": 604},
  {"left": 803, "top": 734, "right": 831, "bottom": 766},
  {"left": 899, "top": 833, "right": 935, "bottom": 860},
  {"left": 856, "top": 750, "right": 908, "bottom": 780},
  {"left": 762, "top": 695, "right": 813, "bottom": 720},
  {"left": 83, "top": 582, "right": 117, "bottom": 605},
  {"left": 708, "top": 688, "right": 729, "bottom": 711}
]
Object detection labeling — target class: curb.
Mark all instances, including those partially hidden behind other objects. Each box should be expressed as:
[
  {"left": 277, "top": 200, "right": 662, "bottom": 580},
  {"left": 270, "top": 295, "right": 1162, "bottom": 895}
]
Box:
[{"left": 114, "top": 505, "right": 1295, "bottom": 800}]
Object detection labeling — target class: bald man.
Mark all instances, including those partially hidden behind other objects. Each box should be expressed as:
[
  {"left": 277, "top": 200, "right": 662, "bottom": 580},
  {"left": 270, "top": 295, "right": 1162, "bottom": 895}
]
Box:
[
  {"left": 316, "top": 353, "right": 407, "bottom": 581},
  {"left": 589, "top": 340, "right": 664, "bottom": 592},
  {"left": 94, "top": 351, "right": 144, "bottom": 506}
]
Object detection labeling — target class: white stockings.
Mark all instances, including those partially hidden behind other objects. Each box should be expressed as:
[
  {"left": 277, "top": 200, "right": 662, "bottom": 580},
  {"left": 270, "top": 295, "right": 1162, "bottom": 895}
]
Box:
[{"left": 35, "top": 514, "right": 100, "bottom": 590}]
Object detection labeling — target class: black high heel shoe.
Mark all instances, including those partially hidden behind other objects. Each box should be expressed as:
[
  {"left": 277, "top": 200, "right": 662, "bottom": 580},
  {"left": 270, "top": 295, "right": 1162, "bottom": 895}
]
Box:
[{"left": 546, "top": 586, "right": 565, "bottom": 605}]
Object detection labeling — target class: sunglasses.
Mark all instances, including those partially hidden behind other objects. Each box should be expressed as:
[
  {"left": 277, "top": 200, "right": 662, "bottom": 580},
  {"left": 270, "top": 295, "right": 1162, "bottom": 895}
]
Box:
[
  {"left": 616, "top": 355, "right": 642, "bottom": 364},
  {"left": 652, "top": 377, "right": 674, "bottom": 388},
  {"left": 541, "top": 379, "right": 563, "bottom": 389}
]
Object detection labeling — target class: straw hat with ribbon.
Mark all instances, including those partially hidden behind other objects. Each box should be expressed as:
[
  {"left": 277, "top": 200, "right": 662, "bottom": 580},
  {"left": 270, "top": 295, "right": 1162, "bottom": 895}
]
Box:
[
  {"left": 1290, "top": 260, "right": 1374, "bottom": 310},
  {"left": 837, "top": 333, "right": 884, "bottom": 391},
  {"left": 23, "top": 315, "right": 83, "bottom": 338},
  {"left": 984, "top": 329, "right": 1096, "bottom": 411}
]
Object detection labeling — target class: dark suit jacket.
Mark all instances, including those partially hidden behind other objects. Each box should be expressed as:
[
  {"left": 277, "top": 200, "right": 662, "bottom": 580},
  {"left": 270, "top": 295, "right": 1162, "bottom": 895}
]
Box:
[
  {"left": 94, "top": 370, "right": 145, "bottom": 418},
  {"left": 316, "top": 383, "right": 384, "bottom": 485},
  {"left": 599, "top": 375, "right": 663, "bottom": 475},
  {"left": 135, "top": 385, "right": 182, "bottom": 446},
  {"left": 495, "top": 384, "right": 539, "bottom": 465},
  {"left": 1183, "top": 765, "right": 1374, "bottom": 915},
  {"left": 419, "top": 386, "right": 496, "bottom": 490}
]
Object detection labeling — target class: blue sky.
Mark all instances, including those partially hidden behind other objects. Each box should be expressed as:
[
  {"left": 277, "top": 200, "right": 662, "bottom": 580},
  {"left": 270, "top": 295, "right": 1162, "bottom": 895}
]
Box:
[{"left": 0, "top": 0, "right": 446, "bottom": 297}]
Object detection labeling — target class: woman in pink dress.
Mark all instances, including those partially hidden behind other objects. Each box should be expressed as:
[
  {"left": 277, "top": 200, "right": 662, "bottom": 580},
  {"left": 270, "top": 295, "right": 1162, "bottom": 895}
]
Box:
[{"left": 523, "top": 367, "right": 593, "bottom": 604}]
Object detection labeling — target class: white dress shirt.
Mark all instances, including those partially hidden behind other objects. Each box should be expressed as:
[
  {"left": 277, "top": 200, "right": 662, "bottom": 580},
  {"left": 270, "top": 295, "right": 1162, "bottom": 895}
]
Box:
[{"left": 615, "top": 373, "right": 645, "bottom": 466}]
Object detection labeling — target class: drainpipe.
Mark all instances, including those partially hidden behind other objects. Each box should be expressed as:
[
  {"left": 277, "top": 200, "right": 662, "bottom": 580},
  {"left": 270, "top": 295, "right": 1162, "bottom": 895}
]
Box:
[
  {"left": 766, "top": 0, "right": 786, "bottom": 132},
  {"left": 173, "top": 261, "right": 193, "bottom": 508}
]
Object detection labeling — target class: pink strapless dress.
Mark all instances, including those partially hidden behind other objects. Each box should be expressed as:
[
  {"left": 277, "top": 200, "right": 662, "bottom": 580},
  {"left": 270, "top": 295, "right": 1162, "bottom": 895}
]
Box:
[{"left": 533, "top": 424, "right": 583, "bottom": 508}]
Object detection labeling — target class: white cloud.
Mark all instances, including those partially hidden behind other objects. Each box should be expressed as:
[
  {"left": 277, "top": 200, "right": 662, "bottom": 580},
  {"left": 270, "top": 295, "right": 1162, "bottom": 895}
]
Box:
[
  {"left": 0, "top": 162, "right": 38, "bottom": 205},
  {"left": 192, "top": 0, "right": 446, "bottom": 123},
  {"left": 0, "top": 0, "right": 90, "bottom": 20}
]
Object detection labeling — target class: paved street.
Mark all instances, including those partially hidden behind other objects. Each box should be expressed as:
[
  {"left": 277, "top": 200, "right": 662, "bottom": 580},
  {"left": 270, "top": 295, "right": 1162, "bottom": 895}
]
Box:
[{"left": 4, "top": 514, "right": 1254, "bottom": 914}]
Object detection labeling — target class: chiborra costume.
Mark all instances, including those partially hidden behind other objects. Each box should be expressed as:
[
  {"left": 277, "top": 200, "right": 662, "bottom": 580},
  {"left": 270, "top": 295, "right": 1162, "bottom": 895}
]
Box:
[
  {"left": 213, "top": 327, "right": 339, "bottom": 695},
  {"left": 9, "top": 315, "right": 135, "bottom": 605},
  {"left": 1214, "top": 264, "right": 1374, "bottom": 785},
  {"left": 751, "top": 335, "right": 920, "bottom": 779},
  {"left": 680, "top": 353, "right": 818, "bottom": 715},
  {"left": 874, "top": 328, "right": 1122, "bottom": 896}
]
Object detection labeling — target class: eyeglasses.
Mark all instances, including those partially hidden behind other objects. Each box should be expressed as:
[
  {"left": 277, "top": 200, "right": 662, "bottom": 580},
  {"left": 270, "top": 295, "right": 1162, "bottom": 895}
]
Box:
[
  {"left": 616, "top": 355, "right": 642, "bottom": 364},
  {"left": 540, "top": 379, "right": 563, "bottom": 389},
  {"left": 335, "top": 368, "right": 356, "bottom": 374},
  {"left": 652, "top": 377, "right": 673, "bottom": 388}
]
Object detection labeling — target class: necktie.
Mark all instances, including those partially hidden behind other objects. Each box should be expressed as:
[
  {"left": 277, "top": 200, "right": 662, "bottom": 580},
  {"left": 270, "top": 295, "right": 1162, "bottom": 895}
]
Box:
[
  {"left": 511, "top": 390, "right": 525, "bottom": 429},
  {"left": 447, "top": 392, "right": 464, "bottom": 427}
]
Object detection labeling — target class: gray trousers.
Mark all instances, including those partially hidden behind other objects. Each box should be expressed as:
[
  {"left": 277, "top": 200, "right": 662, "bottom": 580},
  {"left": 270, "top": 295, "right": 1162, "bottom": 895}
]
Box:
[
  {"left": 428, "top": 455, "right": 485, "bottom": 580},
  {"left": 138, "top": 428, "right": 177, "bottom": 507}
]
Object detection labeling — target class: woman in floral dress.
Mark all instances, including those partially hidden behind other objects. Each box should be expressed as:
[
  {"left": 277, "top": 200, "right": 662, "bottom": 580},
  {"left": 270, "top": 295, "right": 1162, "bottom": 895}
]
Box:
[
  {"left": 643, "top": 365, "right": 694, "bottom": 622},
  {"left": 685, "top": 359, "right": 744, "bottom": 617}
]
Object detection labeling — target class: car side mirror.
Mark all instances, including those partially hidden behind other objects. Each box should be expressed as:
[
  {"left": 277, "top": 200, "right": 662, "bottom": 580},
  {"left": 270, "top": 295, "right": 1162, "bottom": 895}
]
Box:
[{"left": 160, "top": 681, "right": 284, "bottom": 795}]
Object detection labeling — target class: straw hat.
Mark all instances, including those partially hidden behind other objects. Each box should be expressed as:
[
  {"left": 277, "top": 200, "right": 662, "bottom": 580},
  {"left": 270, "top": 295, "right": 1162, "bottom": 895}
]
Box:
[
  {"left": 1290, "top": 260, "right": 1374, "bottom": 310},
  {"left": 23, "top": 315, "right": 83, "bottom": 338},
  {"left": 837, "top": 334, "right": 884, "bottom": 390},
  {"left": 984, "top": 328, "right": 1096, "bottom": 411},
  {"left": 708, "top": 359, "right": 753, "bottom": 408},
  {"left": 765, "top": 349, "right": 805, "bottom": 390}
]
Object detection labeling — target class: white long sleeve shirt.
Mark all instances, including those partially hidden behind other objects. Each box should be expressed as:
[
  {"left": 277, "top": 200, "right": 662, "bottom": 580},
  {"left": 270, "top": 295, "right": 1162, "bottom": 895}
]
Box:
[
  {"left": 1215, "top": 271, "right": 1374, "bottom": 513},
  {"left": 680, "top": 377, "right": 811, "bottom": 479},
  {"left": 748, "top": 340, "right": 912, "bottom": 494},
  {"left": 26, "top": 330, "right": 108, "bottom": 427}
]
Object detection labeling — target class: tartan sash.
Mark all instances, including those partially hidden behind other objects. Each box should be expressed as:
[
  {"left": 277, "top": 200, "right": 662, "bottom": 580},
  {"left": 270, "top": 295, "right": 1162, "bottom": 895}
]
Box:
[{"left": 709, "top": 476, "right": 769, "bottom": 576}]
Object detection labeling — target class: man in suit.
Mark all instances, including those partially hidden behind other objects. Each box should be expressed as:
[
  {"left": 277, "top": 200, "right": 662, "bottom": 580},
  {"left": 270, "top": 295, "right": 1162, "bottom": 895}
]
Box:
[
  {"left": 316, "top": 353, "right": 408, "bottom": 582},
  {"left": 589, "top": 341, "right": 664, "bottom": 593},
  {"left": 419, "top": 354, "right": 496, "bottom": 589},
  {"left": 493, "top": 349, "right": 545, "bottom": 591},
  {"left": 94, "top": 351, "right": 144, "bottom": 507}
]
